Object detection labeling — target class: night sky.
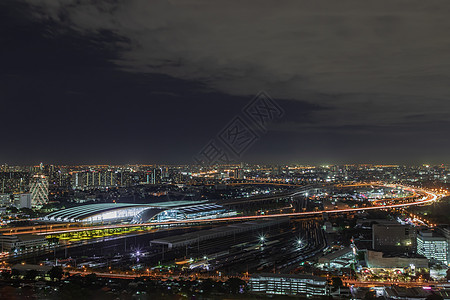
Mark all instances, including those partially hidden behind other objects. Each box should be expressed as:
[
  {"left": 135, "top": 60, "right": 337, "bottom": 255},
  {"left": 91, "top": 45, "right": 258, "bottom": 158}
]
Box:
[{"left": 2, "top": 0, "right": 450, "bottom": 165}]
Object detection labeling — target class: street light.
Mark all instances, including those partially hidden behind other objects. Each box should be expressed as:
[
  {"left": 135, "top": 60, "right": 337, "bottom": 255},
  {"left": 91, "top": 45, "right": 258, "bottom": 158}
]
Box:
[{"left": 259, "top": 235, "right": 266, "bottom": 246}]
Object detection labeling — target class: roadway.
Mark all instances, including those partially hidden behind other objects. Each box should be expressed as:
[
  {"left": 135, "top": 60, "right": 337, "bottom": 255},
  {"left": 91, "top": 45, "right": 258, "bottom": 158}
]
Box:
[
  {"left": 32, "top": 184, "right": 438, "bottom": 237},
  {"left": 0, "top": 183, "right": 440, "bottom": 237},
  {"left": 343, "top": 279, "right": 450, "bottom": 288}
]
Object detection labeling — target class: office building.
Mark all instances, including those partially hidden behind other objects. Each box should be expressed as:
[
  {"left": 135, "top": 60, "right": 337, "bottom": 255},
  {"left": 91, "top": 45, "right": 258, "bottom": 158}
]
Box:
[
  {"left": 417, "top": 230, "right": 448, "bottom": 265},
  {"left": 0, "top": 234, "right": 48, "bottom": 252},
  {"left": 71, "top": 170, "right": 118, "bottom": 190},
  {"left": 372, "top": 224, "right": 416, "bottom": 252},
  {"left": 235, "top": 168, "right": 244, "bottom": 179},
  {"left": 0, "top": 194, "right": 11, "bottom": 207},
  {"left": 150, "top": 168, "right": 162, "bottom": 184},
  {"left": 249, "top": 273, "right": 328, "bottom": 297},
  {"left": 13, "top": 193, "right": 32, "bottom": 209},
  {"left": 29, "top": 174, "right": 49, "bottom": 207}
]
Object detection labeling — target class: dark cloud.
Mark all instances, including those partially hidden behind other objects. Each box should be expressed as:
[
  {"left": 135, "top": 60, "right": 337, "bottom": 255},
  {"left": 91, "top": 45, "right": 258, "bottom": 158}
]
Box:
[{"left": 1, "top": 0, "right": 450, "bottom": 164}]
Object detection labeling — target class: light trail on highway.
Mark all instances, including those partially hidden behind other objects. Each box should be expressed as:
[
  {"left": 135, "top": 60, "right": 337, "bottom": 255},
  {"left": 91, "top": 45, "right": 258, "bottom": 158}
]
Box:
[
  {"left": 343, "top": 279, "right": 450, "bottom": 288},
  {"left": 27, "top": 184, "right": 440, "bottom": 237}
]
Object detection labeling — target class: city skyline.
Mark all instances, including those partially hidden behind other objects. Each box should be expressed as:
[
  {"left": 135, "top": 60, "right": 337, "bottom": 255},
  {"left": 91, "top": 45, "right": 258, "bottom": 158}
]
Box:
[
  {"left": 2, "top": 1, "right": 450, "bottom": 165},
  {"left": 1, "top": 2, "right": 450, "bottom": 298},
  {"left": 0, "top": 158, "right": 449, "bottom": 298}
]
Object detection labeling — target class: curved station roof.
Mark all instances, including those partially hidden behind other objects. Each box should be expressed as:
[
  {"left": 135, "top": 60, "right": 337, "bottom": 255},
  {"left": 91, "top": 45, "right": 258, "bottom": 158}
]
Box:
[
  {"left": 43, "top": 200, "right": 228, "bottom": 224},
  {"left": 44, "top": 203, "right": 152, "bottom": 222}
]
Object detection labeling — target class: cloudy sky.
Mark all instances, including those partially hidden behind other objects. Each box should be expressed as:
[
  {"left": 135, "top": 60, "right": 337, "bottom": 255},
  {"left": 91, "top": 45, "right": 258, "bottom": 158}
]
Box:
[{"left": 2, "top": 0, "right": 450, "bottom": 165}]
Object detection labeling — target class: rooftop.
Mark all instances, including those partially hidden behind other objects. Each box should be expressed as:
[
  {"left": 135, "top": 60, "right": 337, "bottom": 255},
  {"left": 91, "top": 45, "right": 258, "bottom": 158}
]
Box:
[{"left": 44, "top": 200, "right": 209, "bottom": 222}]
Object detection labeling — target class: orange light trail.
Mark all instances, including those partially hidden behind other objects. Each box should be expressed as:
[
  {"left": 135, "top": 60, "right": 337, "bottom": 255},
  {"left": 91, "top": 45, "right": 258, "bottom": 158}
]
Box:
[{"left": 27, "top": 184, "right": 438, "bottom": 236}]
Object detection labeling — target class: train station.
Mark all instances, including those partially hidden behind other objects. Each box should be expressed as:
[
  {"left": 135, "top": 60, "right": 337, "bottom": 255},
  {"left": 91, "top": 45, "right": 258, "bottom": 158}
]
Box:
[{"left": 42, "top": 201, "right": 237, "bottom": 224}]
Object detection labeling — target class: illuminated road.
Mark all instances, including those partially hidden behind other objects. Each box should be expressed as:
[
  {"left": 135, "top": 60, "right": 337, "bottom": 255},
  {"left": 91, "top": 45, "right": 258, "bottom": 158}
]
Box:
[
  {"left": 344, "top": 279, "right": 450, "bottom": 288},
  {"left": 0, "top": 183, "right": 440, "bottom": 237},
  {"left": 22, "top": 184, "right": 439, "bottom": 237},
  {"left": 0, "top": 222, "right": 80, "bottom": 235}
]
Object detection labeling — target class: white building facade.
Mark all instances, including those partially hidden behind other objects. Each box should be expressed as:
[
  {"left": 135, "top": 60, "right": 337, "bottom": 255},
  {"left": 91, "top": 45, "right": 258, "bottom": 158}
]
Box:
[
  {"left": 417, "top": 230, "right": 448, "bottom": 266},
  {"left": 249, "top": 274, "right": 328, "bottom": 297}
]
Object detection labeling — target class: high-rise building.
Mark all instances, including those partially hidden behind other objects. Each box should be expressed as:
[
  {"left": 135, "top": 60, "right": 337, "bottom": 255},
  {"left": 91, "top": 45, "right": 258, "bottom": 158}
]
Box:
[
  {"left": 71, "top": 170, "right": 118, "bottom": 190},
  {"left": 417, "top": 230, "right": 448, "bottom": 265},
  {"left": 150, "top": 168, "right": 162, "bottom": 184},
  {"left": 0, "top": 171, "right": 30, "bottom": 194},
  {"left": 372, "top": 224, "right": 416, "bottom": 252},
  {"left": 438, "top": 226, "right": 450, "bottom": 264},
  {"left": 0, "top": 194, "right": 11, "bottom": 207},
  {"left": 71, "top": 172, "right": 84, "bottom": 189},
  {"left": 13, "top": 193, "right": 32, "bottom": 209},
  {"left": 162, "top": 167, "right": 169, "bottom": 179},
  {"left": 29, "top": 175, "right": 49, "bottom": 207},
  {"left": 236, "top": 168, "right": 244, "bottom": 179}
]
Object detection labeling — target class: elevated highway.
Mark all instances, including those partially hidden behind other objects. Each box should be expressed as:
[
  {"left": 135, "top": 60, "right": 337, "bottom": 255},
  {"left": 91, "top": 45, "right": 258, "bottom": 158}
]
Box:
[
  {"left": 0, "top": 182, "right": 390, "bottom": 235},
  {"left": 28, "top": 183, "right": 440, "bottom": 237},
  {"left": 217, "top": 183, "right": 330, "bottom": 207},
  {"left": 0, "top": 183, "right": 440, "bottom": 238}
]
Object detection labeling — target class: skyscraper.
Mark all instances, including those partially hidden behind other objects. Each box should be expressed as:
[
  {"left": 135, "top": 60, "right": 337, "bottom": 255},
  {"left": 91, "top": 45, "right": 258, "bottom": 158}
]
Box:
[
  {"left": 29, "top": 174, "right": 49, "bottom": 207},
  {"left": 150, "top": 168, "right": 162, "bottom": 184}
]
